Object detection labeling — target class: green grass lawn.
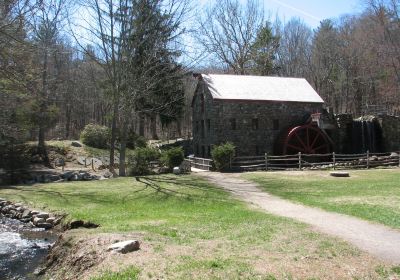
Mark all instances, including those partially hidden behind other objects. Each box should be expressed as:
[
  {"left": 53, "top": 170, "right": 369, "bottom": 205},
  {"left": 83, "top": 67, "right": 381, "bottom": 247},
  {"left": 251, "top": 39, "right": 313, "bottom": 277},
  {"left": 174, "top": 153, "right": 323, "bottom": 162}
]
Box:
[
  {"left": 244, "top": 169, "right": 400, "bottom": 229},
  {"left": 0, "top": 174, "right": 397, "bottom": 279}
]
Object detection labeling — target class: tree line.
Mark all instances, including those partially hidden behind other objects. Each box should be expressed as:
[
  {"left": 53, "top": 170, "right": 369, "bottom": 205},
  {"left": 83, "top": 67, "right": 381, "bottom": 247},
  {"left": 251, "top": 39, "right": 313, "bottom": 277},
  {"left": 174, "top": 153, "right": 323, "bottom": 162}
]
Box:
[
  {"left": 1, "top": 0, "right": 399, "bottom": 173},
  {"left": 0, "top": 0, "right": 188, "bottom": 174},
  {"left": 197, "top": 0, "right": 400, "bottom": 116}
]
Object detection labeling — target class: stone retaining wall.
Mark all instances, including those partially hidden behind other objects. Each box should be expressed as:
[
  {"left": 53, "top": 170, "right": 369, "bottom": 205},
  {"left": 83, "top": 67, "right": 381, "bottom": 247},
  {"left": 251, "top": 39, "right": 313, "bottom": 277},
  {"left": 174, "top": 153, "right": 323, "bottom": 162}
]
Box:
[{"left": 0, "top": 198, "right": 61, "bottom": 230}]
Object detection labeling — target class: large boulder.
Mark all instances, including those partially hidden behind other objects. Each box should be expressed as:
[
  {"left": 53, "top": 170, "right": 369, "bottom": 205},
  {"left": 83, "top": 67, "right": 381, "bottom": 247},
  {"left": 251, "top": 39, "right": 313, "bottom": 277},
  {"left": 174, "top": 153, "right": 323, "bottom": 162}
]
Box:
[
  {"left": 35, "top": 212, "right": 50, "bottom": 219},
  {"left": 330, "top": 171, "right": 350, "bottom": 177},
  {"left": 173, "top": 167, "right": 180, "bottom": 175},
  {"left": 36, "top": 222, "right": 53, "bottom": 229},
  {"left": 71, "top": 141, "right": 82, "bottom": 147},
  {"left": 107, "top": 240, "right": 140, "bottom": 254},
  {"left": 33, "top": 217, "right": 45, "bottom": 225},
  {"left": 22, "top": 209, "right": 32, "bottom": 219}
]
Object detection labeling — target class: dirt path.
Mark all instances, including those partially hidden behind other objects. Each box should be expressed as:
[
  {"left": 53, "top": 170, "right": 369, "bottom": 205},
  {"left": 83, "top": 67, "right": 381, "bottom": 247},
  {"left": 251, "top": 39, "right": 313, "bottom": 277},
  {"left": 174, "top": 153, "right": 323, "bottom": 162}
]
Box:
[{"left": 196, "top": 172, "right": 400, "bottom": 264}]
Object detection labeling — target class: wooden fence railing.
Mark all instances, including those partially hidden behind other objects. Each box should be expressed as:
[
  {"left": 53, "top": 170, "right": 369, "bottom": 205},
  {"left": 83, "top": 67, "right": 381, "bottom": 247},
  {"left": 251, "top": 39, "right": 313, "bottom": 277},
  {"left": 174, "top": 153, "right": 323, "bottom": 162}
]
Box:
[
  {"left": 187, "top": 156, "right": 213, "bottom": 171},
  {"left": 233, "top": 151, "right": 400, "bottom": 171},
  {"left": 188, "top": 151, "right": 400, "bottom": 172}
]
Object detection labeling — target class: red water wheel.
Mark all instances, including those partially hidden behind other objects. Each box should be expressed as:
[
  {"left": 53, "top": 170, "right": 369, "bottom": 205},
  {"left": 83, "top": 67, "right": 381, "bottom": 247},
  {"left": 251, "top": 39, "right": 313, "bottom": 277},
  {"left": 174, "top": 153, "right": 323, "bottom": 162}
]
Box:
[{"left": 283, "top": 124, "right": 331, "bottom": 155}]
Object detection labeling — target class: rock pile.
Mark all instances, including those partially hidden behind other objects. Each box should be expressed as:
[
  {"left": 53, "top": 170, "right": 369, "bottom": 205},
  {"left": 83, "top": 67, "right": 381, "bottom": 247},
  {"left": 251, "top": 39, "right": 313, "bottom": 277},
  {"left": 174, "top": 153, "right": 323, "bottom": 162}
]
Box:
[
  {"left": 0, "top": 198, "right": 61, "bottom": 230},
  {"left": 26, "top": 170, "right": 100, "bottom": 185}
]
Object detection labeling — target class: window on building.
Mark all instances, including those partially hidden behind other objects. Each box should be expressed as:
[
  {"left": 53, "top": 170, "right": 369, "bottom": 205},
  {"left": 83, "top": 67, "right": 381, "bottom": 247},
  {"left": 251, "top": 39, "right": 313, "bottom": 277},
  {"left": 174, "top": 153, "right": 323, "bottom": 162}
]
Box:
[
  {"left": 252, "top": 118, "right": 259, "bottom": 130},
  {"left": 273, "top": 119, "right": 279, "bottom": 130},
  {"left": 201, "top": 120, "right": 205, "bottom": 138},
  {"left": 201, "top": 146, "right": 205, "bottom": 158},
  {"left": 230, "top": 118, "right": 236, "bottom": 130},
  {"left": 207, "top": 119, "right": 211, "bottom": 132}
]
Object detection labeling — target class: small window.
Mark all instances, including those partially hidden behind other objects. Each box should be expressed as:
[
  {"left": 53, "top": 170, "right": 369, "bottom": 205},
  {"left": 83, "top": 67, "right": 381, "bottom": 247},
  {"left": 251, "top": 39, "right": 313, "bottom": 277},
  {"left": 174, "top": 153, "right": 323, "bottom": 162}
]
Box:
[
  {"left": 273, "top": 119, "right": 279, "bottom": 130},
  {"left": 252, "top": 118, "right": 259, "bottom": 130},
  {"left": 207, "top": 119, "right": 211, "bottom": 132},
  {"left": 201, "top": 120, "right": 205, "bottom": 138},
  {"left": 230, "top": 118, "right": 236, "bottom": 130},
  {"left": 201, "top": 146, "right": 205, "bottom": 158},
  {"left": 195, "top": 121, "right": 199, "bottom": 133},
  {"left": 200, "top": 94, "right": 205, "bottom": 113}
]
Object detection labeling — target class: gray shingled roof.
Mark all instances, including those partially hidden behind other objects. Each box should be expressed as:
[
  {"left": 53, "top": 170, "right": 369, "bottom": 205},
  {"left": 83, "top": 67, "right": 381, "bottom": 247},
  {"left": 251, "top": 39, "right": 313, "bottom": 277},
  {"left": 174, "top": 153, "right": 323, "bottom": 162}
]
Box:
[{"left": 202, "top": 74, "right": 324, "bottom": 103}]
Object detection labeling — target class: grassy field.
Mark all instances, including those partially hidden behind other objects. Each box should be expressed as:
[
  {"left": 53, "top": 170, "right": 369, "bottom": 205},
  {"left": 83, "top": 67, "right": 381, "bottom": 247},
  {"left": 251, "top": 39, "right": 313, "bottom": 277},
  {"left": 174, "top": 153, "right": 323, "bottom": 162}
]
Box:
[
  {"left": 244, "top": 169, "right": 400, "bottom": 229},
  {"left": 0, "top": 174, "right": 398, "bottom": 279}
]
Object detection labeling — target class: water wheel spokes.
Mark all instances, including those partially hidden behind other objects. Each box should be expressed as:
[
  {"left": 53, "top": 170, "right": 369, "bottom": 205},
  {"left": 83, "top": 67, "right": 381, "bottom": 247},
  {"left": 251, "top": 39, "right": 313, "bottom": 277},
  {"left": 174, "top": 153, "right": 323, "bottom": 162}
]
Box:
[{"left": 283, "top": 124, "right": 331, "bottom": 155}]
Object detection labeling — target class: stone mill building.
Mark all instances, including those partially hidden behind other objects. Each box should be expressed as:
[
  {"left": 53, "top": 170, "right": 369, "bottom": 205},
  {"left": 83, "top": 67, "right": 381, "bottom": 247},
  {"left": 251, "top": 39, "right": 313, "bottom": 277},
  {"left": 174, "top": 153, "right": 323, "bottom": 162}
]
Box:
[{"left": 192, "top": 74, "right": 326, "bottom": 158}]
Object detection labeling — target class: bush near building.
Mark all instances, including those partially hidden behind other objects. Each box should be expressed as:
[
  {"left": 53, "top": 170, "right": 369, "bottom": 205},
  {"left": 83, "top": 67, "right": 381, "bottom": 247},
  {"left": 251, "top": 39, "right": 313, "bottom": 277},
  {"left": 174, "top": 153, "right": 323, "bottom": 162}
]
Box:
[
  {"left": 211, "top": 142, "right": 235, "bottom": 171},
  {"left": 161, "top": 147, "right": 184, "bottom": 170}
]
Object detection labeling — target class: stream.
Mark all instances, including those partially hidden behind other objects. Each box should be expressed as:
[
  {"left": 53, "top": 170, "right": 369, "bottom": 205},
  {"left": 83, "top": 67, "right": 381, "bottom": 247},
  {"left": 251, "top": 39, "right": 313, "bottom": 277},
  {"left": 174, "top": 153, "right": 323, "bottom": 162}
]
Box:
[{"left": 0, "top": 215, "right": 56, "bottom": 280}]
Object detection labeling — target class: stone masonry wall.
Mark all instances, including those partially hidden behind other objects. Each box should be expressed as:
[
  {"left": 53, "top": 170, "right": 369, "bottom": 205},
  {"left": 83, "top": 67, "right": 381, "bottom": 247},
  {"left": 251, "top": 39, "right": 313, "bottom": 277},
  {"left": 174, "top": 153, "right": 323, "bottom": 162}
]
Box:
[{"left": 192, "top": 81, "right": 324, "bottom": 157}]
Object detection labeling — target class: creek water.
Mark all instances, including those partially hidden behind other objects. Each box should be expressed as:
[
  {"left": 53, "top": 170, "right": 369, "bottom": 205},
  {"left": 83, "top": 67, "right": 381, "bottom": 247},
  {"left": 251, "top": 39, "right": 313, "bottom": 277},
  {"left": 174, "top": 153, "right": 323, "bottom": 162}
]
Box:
[{"left": 0, "top": 216, "right": 56, "bottom": 280}]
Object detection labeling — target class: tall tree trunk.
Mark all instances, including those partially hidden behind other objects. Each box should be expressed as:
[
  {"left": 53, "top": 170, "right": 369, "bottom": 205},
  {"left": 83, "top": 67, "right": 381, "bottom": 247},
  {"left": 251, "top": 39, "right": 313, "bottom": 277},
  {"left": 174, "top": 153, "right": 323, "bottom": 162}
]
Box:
[
  {"left": 109, "top": 98, "right": 119, "bottom": 175},
  {"left": 177, "top": 120, "right": 182, "bottom": 138},
  {"left": 119, "top": 121, "right": 128, "bottom": 176},
  {"left": 150, "top": 113, "right": 158, "bottom": 139},
  {"left": 38, "top": 125, "right": 46, "bottom": 150},
  {"left": 65, "top": 104, "right": 71, "bottom": 139},
  {"left": 38, "top": 46, "right": 49, "bottom": 165},
  {"left": 139, "top": 112, "right": 145, "bottom": 137}
]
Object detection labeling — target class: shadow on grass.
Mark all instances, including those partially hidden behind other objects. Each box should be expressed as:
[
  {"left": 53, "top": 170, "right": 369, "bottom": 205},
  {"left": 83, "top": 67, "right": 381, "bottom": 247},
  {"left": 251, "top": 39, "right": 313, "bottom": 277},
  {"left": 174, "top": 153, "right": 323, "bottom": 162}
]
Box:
[
  {"left": 0, "top": 174, "right": 229, "bottom": 206},
  {"left": 131, "top": 175, "right": 231, "bottom": 203},
  {"left": 0, "top": 183, "right": 111, "bottom": 205}
]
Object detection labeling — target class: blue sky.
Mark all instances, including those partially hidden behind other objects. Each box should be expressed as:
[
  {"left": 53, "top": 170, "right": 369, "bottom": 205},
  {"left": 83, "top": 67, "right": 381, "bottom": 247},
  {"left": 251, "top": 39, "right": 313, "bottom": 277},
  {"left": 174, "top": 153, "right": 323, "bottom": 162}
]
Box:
[{"left": 263, "top": 0, "right": 364, "bottom": 28}]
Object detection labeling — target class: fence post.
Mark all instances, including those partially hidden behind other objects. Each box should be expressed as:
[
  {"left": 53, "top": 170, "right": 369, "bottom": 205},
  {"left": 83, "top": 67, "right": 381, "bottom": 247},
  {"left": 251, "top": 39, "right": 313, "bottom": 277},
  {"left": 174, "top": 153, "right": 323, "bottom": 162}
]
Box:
[
  {"left": 298, "top": 152, "right": 302, "bottom": 170},
  {"left": 332, "top": 152, "right": 336, "bottom": 170},
  {"left": 366, "top": 150, "right": 370, "bottom": 169},
  {"left": 91, "top": 159, "right": 95, "bottom": 171},
  {"left": 265, "top": 153, "right": 268, "bottom": 171},
  {"left": 84, "top": 158, "right": 87, "bottom": 168}
]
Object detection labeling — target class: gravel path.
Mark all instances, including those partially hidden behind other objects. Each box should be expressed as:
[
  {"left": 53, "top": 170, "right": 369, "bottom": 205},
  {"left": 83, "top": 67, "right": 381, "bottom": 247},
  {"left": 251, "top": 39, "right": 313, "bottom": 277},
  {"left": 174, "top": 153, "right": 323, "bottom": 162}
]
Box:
[{"left": 197, "top": 172, "right": 400, "bottom": 264}]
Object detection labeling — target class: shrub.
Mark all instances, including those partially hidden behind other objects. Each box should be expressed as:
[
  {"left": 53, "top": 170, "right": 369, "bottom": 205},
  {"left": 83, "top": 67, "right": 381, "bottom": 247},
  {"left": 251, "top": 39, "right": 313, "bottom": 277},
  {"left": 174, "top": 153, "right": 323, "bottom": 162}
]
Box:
[
  {"left": 0, "top": 143, "right": 30, "bottom": 170},
  {"left": 161, "top": 147, "right": 184, "bottom": 170},
  {"left": 80, "top": 124, "right": 110, "bottom": 149},
  {"left": 134, "top": 136, "right": 147, "bottom": 149},
  {"left": 211, "top": 142, "right": 235, "bottom": 171},
  {"left": 126, "top": 131, "right": 147, "bottom": 149},
  {"left": 128, "top": 147, "right": 160, "bottom": 175}
]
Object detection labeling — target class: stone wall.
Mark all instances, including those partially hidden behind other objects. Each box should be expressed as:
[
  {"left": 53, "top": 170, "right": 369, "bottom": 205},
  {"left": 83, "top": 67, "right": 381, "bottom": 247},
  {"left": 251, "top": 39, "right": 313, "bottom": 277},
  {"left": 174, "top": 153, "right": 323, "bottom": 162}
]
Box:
[
  {"left": 192, "top": 80, "right": 324, "bottom": 157},
  {"left": 0, "top": 198, "right": 61, "bottom": 229}
]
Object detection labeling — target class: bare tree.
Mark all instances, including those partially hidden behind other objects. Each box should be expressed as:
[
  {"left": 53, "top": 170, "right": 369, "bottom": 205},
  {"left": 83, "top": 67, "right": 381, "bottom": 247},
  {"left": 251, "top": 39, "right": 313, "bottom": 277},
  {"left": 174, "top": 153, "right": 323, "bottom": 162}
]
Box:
[
  {"left": 276, "top": 18, "right": 312, "bottom": 78},
  {"left": 75, "top": 0, "right": 189, "bottom": 175},
  {"left": 366, "top": 0, "right": 400, "bottom": 81},
  {"left": 196, "top": 0, "right": 264, "bottom": 75}
]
